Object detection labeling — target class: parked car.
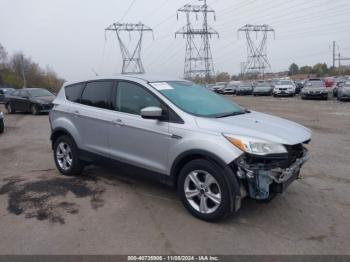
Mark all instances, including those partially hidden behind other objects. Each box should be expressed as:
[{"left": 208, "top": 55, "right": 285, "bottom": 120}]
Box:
[
  {"left": 273, "top": 80, "right": 296, "bottom": 97},
  {"left": 253, "top": 82, "right": 273, "bottom": 96},
  {"left": 301, "top": 80, "right": 328, "bottom": 100},
  {"left": 332, "top": 81, "right": 344, "bottom": 97},
  {"left": 324, "top": 77, "right": 334, "bottom": 88},
  {"left": 223, "top": 81, "right": 240, "bottom": 94},
  {"left": 211, "top": 82, "right": 227, "bottom": 94},
  {"left": 337, "top": 81, "right": 350, "bottom": 101},
  {"left": 235, "top": 83, "right": 253, "bottom": 95},
  {"left": 0, "top": 111, "right": 4, "bottom": 133},
  {"left": 49, "top": 75, "right": 311, "bottom": 221},
  {"left": 6, "top": 88, "right": 56, "bottom": 115},
  {"left": 0, "top": 87, "right": 16, "bottom": 103},
  {"left": 295, "top": 81, "right": 304, "bottom": 94}
]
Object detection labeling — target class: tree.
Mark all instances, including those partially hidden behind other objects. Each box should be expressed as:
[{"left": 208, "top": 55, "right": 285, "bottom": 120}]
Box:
[
  {"left": 299, "top": 65, "right": 313, "bottom": 74},
  {"left": 215, "top": 72, "right": 230, "bottom": 82},
  {"left": 312, "top": 63, "right": 328, "bottom": 76},
  {"left": 288, "top": 63, "right": 299, "bottom": 75}
]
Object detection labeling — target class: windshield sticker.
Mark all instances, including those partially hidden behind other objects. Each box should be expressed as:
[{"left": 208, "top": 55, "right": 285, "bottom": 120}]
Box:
[{"left": 150, "top": 82, "right": 174, "bottom": 90}]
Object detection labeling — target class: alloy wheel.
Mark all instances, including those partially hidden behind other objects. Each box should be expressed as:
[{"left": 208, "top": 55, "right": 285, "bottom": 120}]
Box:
[
  {"left": 56, "top": 142, "right": 73, "bottom": 171},
  {"left": 184, "top": 170, "right": 222, "bottom": 214}
]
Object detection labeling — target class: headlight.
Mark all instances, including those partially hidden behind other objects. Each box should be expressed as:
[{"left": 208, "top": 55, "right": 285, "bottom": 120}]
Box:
[{"left": 223, "top": 134, "right": 287, "bottom": 155}]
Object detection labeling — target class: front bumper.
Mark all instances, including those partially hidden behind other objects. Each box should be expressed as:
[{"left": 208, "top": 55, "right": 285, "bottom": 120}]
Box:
[
  {"left": 274, "top": 90, "right": 293, "bottom": 96},
  {"left": 235, "top": 147, "right": 310, "bottom": 200}
]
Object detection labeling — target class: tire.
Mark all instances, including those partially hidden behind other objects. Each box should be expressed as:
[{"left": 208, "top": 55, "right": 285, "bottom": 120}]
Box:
[
  {"left": 0, "top": 119, "right": 4, "bottom": 134},
  {"left": 6, "top": 103, "right": 15, "bottom": 114},
  {"left": 31, "top": 104, "right": 39, "bottom": 115},
  {"left": 53, "top": 135, "right": 84, "bottom": 176},
  {"left": 177, "top": 159, "right": 231, "bottom": 221}
]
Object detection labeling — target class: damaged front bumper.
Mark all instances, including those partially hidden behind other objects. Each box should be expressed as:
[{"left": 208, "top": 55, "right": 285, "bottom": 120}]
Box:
[{"left": 234, "top": 147, "right": 310, "bottom": 200}]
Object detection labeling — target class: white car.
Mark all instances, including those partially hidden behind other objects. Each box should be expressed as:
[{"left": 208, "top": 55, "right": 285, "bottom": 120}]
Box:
[{"left": 273, "top": 80, "right": 296, "bottom": 97}]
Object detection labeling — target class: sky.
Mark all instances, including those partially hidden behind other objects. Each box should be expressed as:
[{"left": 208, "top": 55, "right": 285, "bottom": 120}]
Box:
[{"left": 1, "top": 0, "right": 350, "bottom": 81}]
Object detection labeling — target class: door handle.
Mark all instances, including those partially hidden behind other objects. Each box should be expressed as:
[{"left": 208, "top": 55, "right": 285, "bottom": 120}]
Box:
[{"left": 113, "top": 119, "right": 124, "bottom": 126}]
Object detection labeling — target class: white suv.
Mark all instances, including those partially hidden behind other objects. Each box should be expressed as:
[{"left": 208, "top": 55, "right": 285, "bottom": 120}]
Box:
[{"left": 49, "top": 75, "right": 311, "bottom": 221}]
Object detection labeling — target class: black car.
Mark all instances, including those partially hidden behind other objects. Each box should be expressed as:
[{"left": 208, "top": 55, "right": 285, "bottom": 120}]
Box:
[
  {"left": 0, "top": 87, "right": 16, "bottom": 103},
  {"left": 0, "top": 111, "right": 4, "bottom": 133},
  {"left": 6, "top": 88, "right": 55, "bottom": 115}
]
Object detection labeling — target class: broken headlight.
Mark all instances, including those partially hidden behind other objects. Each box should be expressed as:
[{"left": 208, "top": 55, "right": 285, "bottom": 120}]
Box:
[{"left": 223, "top": 134, "right": 287, "bottom": 156}]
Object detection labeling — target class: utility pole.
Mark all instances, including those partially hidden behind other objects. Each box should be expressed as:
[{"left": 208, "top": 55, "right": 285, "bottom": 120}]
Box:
[
  {"left": 21, "top": 54, "right": 26, "bottom": 88},
  {"left": 238, "top": 24, "right": 275, "bottom": 79},
  {"left": 332, "top": 40, "right": 336, "bottom": 68},
  {"left": 176, "top": 1, "right": 218, "bottom": 83},
  {"left": 105, "top": 22, "right": 153, "bottom": 74}
]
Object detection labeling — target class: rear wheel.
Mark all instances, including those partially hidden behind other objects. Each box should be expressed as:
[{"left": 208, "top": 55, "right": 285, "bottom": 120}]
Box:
[
  {"left": 53, "top": 135, "right": 84, "bottom": 176},
  {"left": 178, "top": 159, "right": 231, "bottom": 221}
]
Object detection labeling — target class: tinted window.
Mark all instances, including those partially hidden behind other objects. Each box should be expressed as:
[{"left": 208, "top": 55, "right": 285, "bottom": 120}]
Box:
[
  {"left": 65, "top": 83, "right": 85, "bottom": 102},
  {"left": 81, "top": 81, "right": 113, "bottom": 109},
  {"left": 27, "top": 89, "right": 53, "bottom": 97},
  {"left": 12, "top": 90, "right": 20, "bottom": 96},
  {"left": 116, "top": 81, "right": 161, "bottom": 115}
]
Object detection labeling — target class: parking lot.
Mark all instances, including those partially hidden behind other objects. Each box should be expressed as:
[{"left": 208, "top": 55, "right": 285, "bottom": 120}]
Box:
[{"left": 0, "top": 95, "right": 350, "bottom": 255}]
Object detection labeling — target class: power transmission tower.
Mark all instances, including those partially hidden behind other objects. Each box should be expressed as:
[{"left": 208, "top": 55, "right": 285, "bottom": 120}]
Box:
[
  {"left": 175, "top": 0, "right": 219, "bottom": 83},
  {"left": 105, "top": 22, "right": 153, "bottom": 74},
  {"left": 238, "top": 24, "right": 275, "bottom": 79}
]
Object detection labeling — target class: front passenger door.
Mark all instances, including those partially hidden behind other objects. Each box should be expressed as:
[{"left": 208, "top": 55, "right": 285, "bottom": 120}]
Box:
[{"left": 108, "top": 81, "right": 170, "bottom": 174}]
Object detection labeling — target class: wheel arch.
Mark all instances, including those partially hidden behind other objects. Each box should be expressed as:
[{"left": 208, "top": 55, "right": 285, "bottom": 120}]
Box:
[
  {"left": 170, "top": 149, "right": 241, "bottom": 212},
  {"left": 50, "top": 127, "right": 76, "bottom": 149}
]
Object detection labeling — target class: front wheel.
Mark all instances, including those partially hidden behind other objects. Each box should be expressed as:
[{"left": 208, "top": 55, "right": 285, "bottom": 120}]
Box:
[
  {"left": 178, "top": 159, "right": 231, "bottom": 221},
  {"left": 0, "top": 119, "right": 4, "bottom": 133},
  {"left": 6, "top": 103, "right": 15, "bottom": 114},
  {"left": 53, "top": 135, "right": 84, "bottom": 176},
  {"left": 31, "top": 104, "right": 39, "bottom": 115}
]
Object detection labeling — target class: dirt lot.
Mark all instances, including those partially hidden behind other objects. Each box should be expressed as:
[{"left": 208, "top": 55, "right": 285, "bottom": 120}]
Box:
[{"left": 0, "top": 96, "right": 349, "bottom": 255}]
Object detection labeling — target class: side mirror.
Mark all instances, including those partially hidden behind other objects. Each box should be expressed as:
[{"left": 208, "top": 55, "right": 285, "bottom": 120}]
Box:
[{"left": 141, "top": 106, "right": 163, "bottom": 119}]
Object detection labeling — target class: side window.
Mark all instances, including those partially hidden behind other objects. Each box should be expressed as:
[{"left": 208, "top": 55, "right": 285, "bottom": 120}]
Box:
[
  {"left": 65, "top": 83, "right": 85, "bottom": 103},
  {"left": 0, "top": 90, "right": 3, "bottom": 95},
  {"left": 116, "top": 81, "right": 161, "bottom": 115},
  {"left": 12, "top": 90, "right": 19, "bottom": 96},
  {"left": 81, "top": 81, "right": 113, "bottom": 109}
]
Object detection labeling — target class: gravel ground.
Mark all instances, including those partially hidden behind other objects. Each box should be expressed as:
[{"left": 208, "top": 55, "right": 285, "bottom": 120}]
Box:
[{"left": 0, "top": 96, "right": 349, "bottom": 255}]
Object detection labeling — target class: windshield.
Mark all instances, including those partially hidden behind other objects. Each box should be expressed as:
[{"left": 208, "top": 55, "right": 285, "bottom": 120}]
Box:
[
  {"left": 307, "top": 81, "right": 324, "bottom": 88},
  {"left": 28, "top": 89, "right": 53, "bottom": 97},
  {"left": 257, "top": 83, "right": 270, "bottom": 87},
  {"left": 277, "top": 80, "right": 293, "bottom": 85},
  {"left": 151, "top": 81, "right": 245, "bottom": 117},
  {"left": 239, "top": 83, "right": 251, "bottom": 88}
]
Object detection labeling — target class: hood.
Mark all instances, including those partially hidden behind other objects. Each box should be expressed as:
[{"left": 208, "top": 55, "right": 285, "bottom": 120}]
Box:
[
  {"left": 254, "top": 86, "right": 271, "bottom": 91},
  {"left": 275, "top": 85, "right": 293, "bottom": 89},
  {"left": 35, "top": 96, "right": 55, "bottom": 103},
  {"left": 303, "top": 87, "right": 327, "bottom": 92},
  {"left": 237, "top": 86, "right": 252, "bottom": 90},
  {"left": 195, "top": 111, "right": 311, "bottom": 145}
]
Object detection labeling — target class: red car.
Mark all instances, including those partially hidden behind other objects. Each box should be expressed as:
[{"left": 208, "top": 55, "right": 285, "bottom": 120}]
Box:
[{"left": 325, "top": 78, "right": 334, "bottom": 88}]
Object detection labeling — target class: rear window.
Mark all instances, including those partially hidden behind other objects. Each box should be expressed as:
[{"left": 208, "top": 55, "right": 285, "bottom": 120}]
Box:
[
  {"left": 65, "top": 83, "right": 85, "bottom": 103},
  {"left": 81, "top": 81, "right": 113, "bottom": 109}
]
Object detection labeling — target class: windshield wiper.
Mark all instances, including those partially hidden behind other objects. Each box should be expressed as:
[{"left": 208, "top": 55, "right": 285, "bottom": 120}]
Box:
[{"left": 216, "top": 111, "right": 247, "bottom": 118}]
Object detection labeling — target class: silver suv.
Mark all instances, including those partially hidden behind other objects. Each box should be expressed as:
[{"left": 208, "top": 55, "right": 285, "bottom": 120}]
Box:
[{"left": 49, "top": 75, "right": 311, "bottom": 221}]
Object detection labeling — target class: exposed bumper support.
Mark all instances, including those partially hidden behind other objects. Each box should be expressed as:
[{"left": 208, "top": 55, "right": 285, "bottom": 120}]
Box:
[{"left": 235, "top": 148, "right": 310, "bottom": 200}]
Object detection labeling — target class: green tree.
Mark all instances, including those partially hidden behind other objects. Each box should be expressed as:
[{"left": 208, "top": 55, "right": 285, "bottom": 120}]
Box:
[
  {"left": 288, "top": 63, "right": 299, "bottom": 75},
  {"left": 312, "top": 63, "right": 328, "bottom": 76},
  {"left": 215, "top": 72, "right": 230, "bottom": 82},
  {"left": 299, "top": 65, "right": 313, "bottom": 74}
]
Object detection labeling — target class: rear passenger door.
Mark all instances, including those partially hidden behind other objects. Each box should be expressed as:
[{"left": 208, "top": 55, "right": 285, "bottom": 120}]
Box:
[
  {"left": 108, "top": 81, "right": 170, "bottom": 174},
  {"left": 76, "top": 80, "right": 114, "bottom": 157}
]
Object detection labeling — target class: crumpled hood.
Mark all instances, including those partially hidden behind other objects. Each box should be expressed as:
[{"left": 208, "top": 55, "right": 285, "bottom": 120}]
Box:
[{"left": 195, "top": 111, "right": 311, "bottom": 145}]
